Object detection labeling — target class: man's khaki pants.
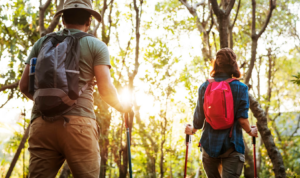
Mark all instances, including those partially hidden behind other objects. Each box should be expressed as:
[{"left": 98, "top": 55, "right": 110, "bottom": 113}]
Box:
[
  {"left": 28, "top": 115, "right": 100, "bottom": 178},
  {"left": 202, "top": 147, "right": 245, "bottom": 178}
]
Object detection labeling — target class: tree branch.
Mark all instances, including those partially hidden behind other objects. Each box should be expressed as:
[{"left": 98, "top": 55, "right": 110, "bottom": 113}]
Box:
[
  {"left": 230, "top": 0, "right": 241, "bottom": 28},
  {"left": 39, "top": 0, "right": 63, "bottom": 36},
  {"left": 269, "top": 112, "right": 281, "bottom": 122},
  {"left": 179, "top": 0, "right": 206, "bottom": 33},
  {"left": 93, "top": 22, "right": 101, "bottom": 36},
  {"left": 257, "top": 0, "right": 276, "bottom": 38},
  {"left": 0, "top": 81, "right": 19, "bottom": 92},
  {"left": 207, "top": 5, "right": 214, "bottom": 34},
  {"left": 251, "top": 0, "right": 256, "bottom": 39},
  {"left": 288, "top": 114, "right": 300, "bottom": 141},
  {"left": 224, "top": 0, "right": 236, "bottom": 16},
  {"left": 107, "top": 0, "right": 114, "bottom": 42},
  {"left": 212, "top": 31, "right": 218, "bottom": 52},
  {"left": 131, "top": 0, "right": 144, "bottom": 79},
  {"left": 210, "top": 0, "right": 220, "bottom": 16},
  {"left": 194, "top": 0, "right": 206, "bottom": 9},
  {"left": 5, "top": 125, "right": 30, "bottom": 178},
  {"left": 47, "top": 0, "right": 64, "bottom": 32},
  {"left": 39, "top": 0, "right": 52, "bottom": 34},
  {"left": 0, "top": 92, "right": 13, "bottom": 108}
]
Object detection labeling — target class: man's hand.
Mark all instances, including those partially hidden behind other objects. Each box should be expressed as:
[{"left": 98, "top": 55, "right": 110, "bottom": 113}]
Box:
[
  {"left": 185, "top": 124, "right": 197, "bottom": 135},
  {"left": 117, "top": 102, "right": 133, "bottom": 113},
  {"left": 248, "top": 125, "right": 258, "bottom": 137}
]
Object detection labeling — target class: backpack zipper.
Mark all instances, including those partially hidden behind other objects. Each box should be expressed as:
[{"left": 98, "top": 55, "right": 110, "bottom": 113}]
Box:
[{"left": 223, "top": 90, "right": 227, "bottom": 118}]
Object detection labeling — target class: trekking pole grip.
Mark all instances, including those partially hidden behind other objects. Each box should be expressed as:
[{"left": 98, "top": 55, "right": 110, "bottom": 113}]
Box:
[
  {"left": 252, "top": 136, "right": 256, "bottom": 145},
  {"left": 186, "top": 134, "right": 190, "bottom": 144}
]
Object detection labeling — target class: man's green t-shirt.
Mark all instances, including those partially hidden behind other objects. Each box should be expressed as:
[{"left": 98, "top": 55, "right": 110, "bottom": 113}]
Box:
[{"left": 25, "top": 28, "right": 111, "bottom": 121}]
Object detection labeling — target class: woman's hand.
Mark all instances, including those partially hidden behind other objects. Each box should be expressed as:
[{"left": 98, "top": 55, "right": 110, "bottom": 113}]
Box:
[
  {"left": 248, "top": 125, "right": 258, "bottom": 137},
  {"left": 185, "top": 124, "right": 196, "bottom": 135}
]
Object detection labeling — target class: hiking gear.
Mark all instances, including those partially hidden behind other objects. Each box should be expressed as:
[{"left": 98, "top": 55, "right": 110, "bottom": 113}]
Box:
[
  {"left": 184, "top": 134, "right": 192, "bottom": 178},
  {"left": 26, "top": 28, "right": 111, "bottom": 122},
  {"left": 33, "top": 29, "right": 94, "bottom": 121},
  {"left": 54, "top": 0, "right": 101, "bottom": 22},
  {"left": 125, "top": 112, "right": 133, "bottom": 178},
  {"left": 203, "top": 78, "right": 237, "bottom": 134},
  {"left": 28, "top": 116, "right": 100, "bottom": 178},
  {"left": 253, "top": 137, "right": 257, "bottom": 178},
  {"left": 29, "top": 57, "right": 37, "bottom": 95},
  {"left": 194, "top": 73, "right": 250, "bottom": 158}
]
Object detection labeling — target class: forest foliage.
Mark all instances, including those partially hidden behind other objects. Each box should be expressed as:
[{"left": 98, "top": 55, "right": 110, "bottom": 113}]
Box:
[{"left": 0, "top": 0, "right": 300, "bottom": 178}]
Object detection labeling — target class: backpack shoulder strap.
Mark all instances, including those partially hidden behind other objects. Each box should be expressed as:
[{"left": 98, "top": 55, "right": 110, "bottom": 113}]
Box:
[
  {"left": 41, "top": 32, "right": 67, "bottom": 47},
  {"left": 72, "top": 32, "right": 95, "bottom": 40},
  {"left": 207, "top": 79, "right": 215, "bottom": 83},
  {"left": 225, "top": 78, "right": 238, "bottom": 83}
]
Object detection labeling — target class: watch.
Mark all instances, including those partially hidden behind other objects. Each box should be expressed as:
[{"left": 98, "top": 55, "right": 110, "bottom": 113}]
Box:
[{"left": 247, "top": 128, "right": 252, "bottom": 134}]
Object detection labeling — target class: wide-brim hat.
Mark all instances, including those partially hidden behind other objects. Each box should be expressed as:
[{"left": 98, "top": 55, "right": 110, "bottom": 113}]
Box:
[{"left": 54, "top": 0, "right": 101, "bottom": 22}]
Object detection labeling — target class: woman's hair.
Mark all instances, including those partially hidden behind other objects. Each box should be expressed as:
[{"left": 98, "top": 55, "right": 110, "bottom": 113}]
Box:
[{"left": 210, "top": 48, "right": 241, "bottom": 78}]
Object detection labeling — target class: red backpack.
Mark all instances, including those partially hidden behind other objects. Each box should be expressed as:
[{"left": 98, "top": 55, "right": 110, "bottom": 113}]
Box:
[{"left": 203, "top": 78, "right": 236, "bottom": 136}]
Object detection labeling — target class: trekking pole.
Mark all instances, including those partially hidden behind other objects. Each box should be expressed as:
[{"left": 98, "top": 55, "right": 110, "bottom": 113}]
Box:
[
  {"left": 253, "top": 136, "right": 257, "bottom": 178},
  {"left": 125, "top": 112, "right": 133, "bottom": 178},
  {"left": 184, "top": 134, "right": 190, "bottom": 178}
]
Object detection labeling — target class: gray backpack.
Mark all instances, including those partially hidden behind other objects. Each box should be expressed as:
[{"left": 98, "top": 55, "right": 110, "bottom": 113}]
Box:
[{"left": 33, "top": 29, "right": 94, "bottom": 121}]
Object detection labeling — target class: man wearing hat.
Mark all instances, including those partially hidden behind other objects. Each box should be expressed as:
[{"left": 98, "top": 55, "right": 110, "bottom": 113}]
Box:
[{"left": 19, "top": 0, "right": 130, "bottom": 177}]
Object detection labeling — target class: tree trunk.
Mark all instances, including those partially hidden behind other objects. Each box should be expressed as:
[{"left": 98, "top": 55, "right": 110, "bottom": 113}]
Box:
[
  {"left": 119, "top": 145, "right": 129, "bottom": 178},
  {"left": 99, "top": 107, "right": 111, "bottom": 178},
  {"left": 244, "top": 0, "right": 276, "bottom": 85},
  {"left": 210, "top": 0, "right": 236, "bottom": 49},
  {"left": 99, "top": 137, "right": 109, "bottom": 178},
  {"left": 160, "top": 116, "right": 167, "bottom": 178},
  {"left": 94, "top": 98, "right": 112, "bottom": 178},
  {"left": 218, "top": 15, "right": 229, "bottom": 48},
  {"left": 5, "top": 125, "right": 30, "bottom": 178},
  {"left": 160, "top": 143, "right": 164, "bottom": 178},
  {"left": 244, "top": 39, "right": 258, "bottom": 85},
  {"left": 228, "top": 26, "right": 234, "bottom": 49},
  {"left": 135, "top": 109, "right": 158, "bottom": 178},
  {"left": 249, "top": 94, "right": 286, "bottom": 178}
]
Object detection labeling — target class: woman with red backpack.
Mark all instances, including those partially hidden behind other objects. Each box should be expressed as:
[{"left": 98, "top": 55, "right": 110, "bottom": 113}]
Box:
[{"left": 185, "top": 48, "right": 258, "bottom": 178}]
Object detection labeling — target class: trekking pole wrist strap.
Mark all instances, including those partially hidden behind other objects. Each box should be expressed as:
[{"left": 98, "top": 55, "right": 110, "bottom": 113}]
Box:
[{"left": 247, "top": 128, "right": 252, "bottom": 134}]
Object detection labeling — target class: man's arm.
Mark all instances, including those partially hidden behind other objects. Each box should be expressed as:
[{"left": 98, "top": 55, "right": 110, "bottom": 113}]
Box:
[
  {"left": 19, "top": 64, "right": 33, "bottom": 100},
  {"left": 94, "top": 65, "right": 130, "bottom": 113}
]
